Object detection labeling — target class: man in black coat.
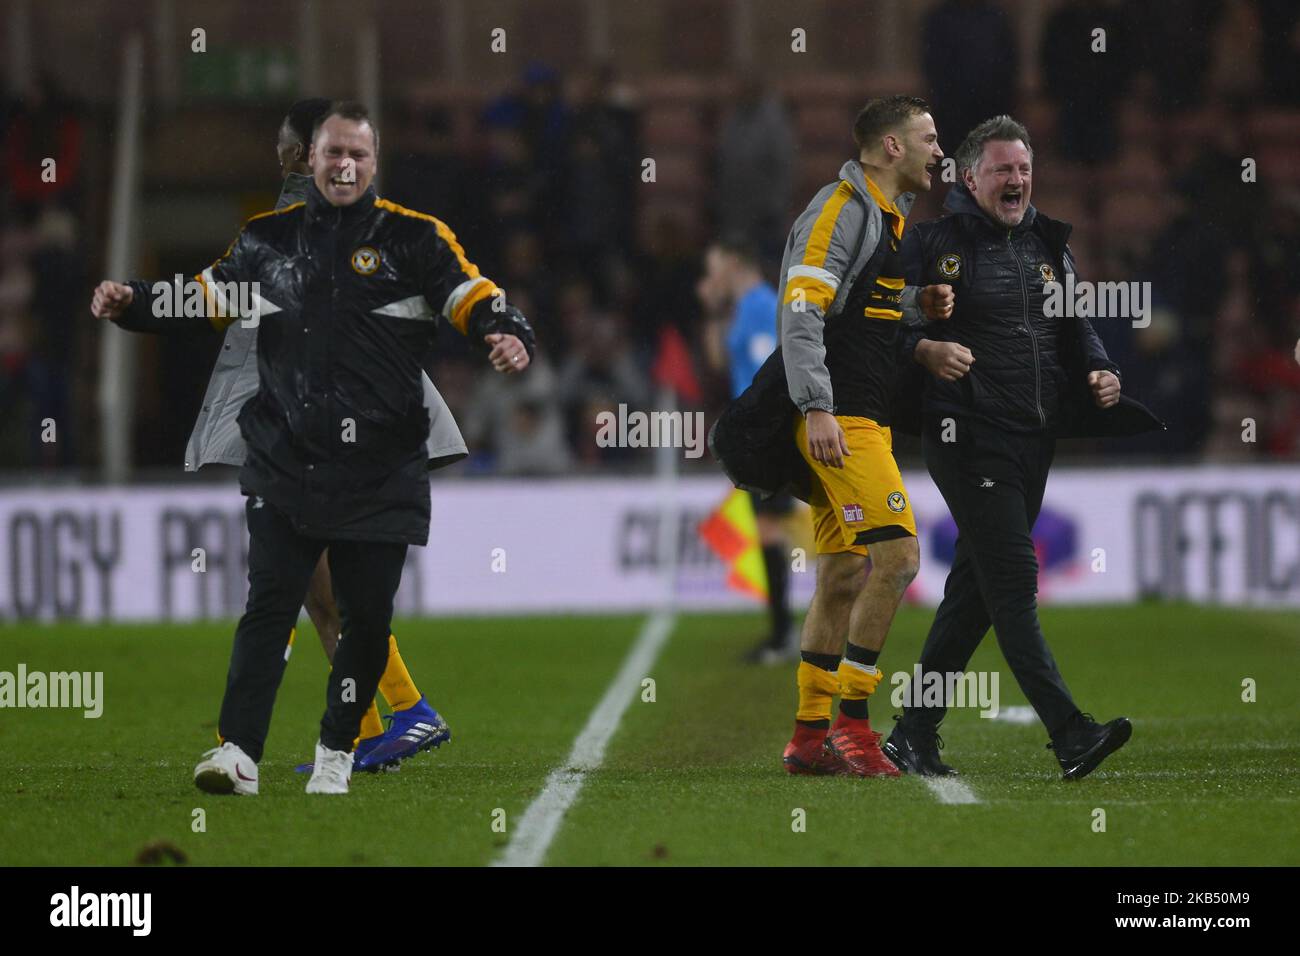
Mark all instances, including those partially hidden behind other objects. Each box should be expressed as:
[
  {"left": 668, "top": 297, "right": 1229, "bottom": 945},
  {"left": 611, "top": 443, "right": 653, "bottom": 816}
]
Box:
[
  {"left": 883, "top": 115, "right": 1161, "bottom": 780},
  {"left": 91, "top": 102, "right": 535, "bottom": 795}
]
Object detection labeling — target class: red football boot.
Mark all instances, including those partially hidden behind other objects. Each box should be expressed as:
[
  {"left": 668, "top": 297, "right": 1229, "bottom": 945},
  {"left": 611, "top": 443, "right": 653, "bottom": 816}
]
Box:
[
  {"left": 782, "top": 723, "right": 839, "bottom": 775},
  {"left": 825, "top": 715, "right": 902, "bottom": 777}
]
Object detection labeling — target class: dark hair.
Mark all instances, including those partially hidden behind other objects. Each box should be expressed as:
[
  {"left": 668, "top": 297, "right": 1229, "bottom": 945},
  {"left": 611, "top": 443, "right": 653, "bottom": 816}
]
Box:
[
  {"left": 312, "top": 100, "right": 380, "bottom": 149},
  {"left": 711, "top": 234, "right": 761, "bottom": 267},
  {"left": 852, "top": 95, "right": 931, "bottom": 151},
  {"left": 954, "top": 114, "right": 1033, "bottom": 174},
  {"left": 283, "top": 98, "right": 332, "bottom": 147}
]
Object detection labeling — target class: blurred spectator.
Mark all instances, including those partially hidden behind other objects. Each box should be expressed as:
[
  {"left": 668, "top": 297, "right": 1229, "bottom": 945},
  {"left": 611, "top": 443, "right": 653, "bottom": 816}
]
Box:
[
  {"left": 460, "top": 356, "right": 573, "bottom": 476},
  {"left": 1257, "top": 0, "right": 1300, "bottom": 104},
  {"left": 627, "top": 212, "right": 701, "bottom": 360},
  {"left": 714, "top": 74, "right": 794, "bottom": 261},
  {"left": 384, "top": 106, "right": 481, "bottom": 252},
  {"left": 1125, "top": 0, "right": 1221, "bottom": 113},
  {"left": 922, "top": 0, "right": 1018, "bottom": 148},
  {"left": 1207, "top": 0, "right": 1264, "bottom": 101},
  {"left": 564, "top": 63, "right": 640, "bottom": 275},
  {"left": 2, "top": 74, "right": 85, "bottom": 209},
  {"left": 556, "top": 312, "right": 651, "bottom": 466},
  {"left": 1041, "top": 0, "right": 1134, "bottom": 166}
]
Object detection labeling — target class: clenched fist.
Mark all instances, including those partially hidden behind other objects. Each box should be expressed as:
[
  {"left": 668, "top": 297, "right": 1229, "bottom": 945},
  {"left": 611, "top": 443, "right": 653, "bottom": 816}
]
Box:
[
  {"left": 915, "top": 339, "right": 975, "bottom": 382},
  {"left": 486, "top": 333, "right": 530, "bottom": 374},
  {"left": 919, "top": 284, "right": 954, "bottom": 320},
  {"left": 91, "top": 281, "right": 134, "bottom": 321},
  {"left": 1088, "top": 370, "right": 1121, "bottom": 408}
]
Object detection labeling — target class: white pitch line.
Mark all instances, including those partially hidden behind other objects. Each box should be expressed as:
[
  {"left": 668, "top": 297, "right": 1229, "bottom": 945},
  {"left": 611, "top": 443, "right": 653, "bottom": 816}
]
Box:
[
  {"left": 922, "top": 776, "right": 981, "bottom": 805},
  {"left": 493, "top": 610, "right": 677, "bottom": 867}
]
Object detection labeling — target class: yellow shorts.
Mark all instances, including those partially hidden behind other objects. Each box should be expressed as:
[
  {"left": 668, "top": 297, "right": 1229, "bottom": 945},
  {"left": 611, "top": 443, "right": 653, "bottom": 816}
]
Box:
[{"left": 794, "top": 415, "right": 917, "bottom": 556}]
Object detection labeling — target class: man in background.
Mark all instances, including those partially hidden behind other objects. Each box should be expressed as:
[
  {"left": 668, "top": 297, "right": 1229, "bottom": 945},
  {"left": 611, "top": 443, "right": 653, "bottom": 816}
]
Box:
[{"left": 698, "top": 235, "right": 795, "bottom": 664}]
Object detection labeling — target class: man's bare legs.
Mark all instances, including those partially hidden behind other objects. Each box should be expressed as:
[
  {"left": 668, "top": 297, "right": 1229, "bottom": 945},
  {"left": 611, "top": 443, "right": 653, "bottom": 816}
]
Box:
[
  {"left": 786, "top": 536, "right": 918, "bottom": 776},
  {"left": 799, "top": 537, "right": 919, "bottom": 657},
  {"left": 303, "top": 551, "right": 341, "bottom": 659}
]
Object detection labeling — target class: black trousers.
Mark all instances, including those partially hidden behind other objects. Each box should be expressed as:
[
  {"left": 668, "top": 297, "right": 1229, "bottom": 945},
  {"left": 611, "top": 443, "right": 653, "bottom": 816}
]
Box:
[
  {"left": 903, "top": 418, "right": 1079, "bottom": 737},
  {"left": 217, "top": 496, "right": 408, "bottom": 762}
]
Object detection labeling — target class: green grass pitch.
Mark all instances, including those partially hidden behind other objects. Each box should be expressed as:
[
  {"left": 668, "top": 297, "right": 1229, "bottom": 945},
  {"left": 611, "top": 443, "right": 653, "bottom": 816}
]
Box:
[{"left": 1, "top": 604, "right": 1297, "bottom": 866}]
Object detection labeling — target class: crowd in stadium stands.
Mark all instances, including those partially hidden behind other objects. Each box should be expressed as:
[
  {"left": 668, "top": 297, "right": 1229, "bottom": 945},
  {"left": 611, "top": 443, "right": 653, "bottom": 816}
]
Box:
[
  {"left": 2, "top": 0, "right": 1299, "bottom": 474},
  {"left": 0, "top": 75, "right": 87, "bottom": 470}
]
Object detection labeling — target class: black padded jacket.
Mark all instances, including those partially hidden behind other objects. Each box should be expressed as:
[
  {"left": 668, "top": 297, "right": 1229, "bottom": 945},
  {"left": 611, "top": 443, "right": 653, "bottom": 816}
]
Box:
[{"left": 114, "top": 182, "right": 535, "bottom": 545}]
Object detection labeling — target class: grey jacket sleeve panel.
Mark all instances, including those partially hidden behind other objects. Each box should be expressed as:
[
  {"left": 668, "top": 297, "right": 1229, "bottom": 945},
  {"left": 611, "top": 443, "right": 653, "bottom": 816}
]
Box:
[
  {"left": 421, "top": 368, "right": 469, "bottom": 469},
  {"left": 779, "top": 184, "right": 875, "bottom": 415}
]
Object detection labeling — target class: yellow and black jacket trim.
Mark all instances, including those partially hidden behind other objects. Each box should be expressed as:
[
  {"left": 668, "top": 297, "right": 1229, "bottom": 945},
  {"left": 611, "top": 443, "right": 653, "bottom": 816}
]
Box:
[
  {"left": 777, "top": 159, "right": 921, "bottom": 417},
  {"left": 111, "top": 181, "right": 534, "bottom": 547}
]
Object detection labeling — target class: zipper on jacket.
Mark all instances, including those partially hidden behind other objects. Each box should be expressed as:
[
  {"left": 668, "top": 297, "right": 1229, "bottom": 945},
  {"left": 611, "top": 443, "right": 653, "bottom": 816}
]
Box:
[{"left": 1008, "top": 230, "right": 1045, "bottom": 428}]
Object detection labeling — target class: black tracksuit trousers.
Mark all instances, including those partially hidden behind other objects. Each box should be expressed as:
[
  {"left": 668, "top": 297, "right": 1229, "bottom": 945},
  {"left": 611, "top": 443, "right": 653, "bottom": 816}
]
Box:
[
  {"left": 217, "top": 495, "right": 408, "bottom": 762},
  {"left": 903, "top": 416, "right": 1080, "bottom": 738}
]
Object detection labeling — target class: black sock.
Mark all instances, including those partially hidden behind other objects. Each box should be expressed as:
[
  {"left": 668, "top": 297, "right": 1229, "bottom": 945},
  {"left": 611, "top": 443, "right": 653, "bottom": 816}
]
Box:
[
  {"left": 840, "top": 697, "right": 869, "bottom": 720},
  {"left": 761, "top": 544, "right": 790, "bottom": 643},
  {"left": 844, "top": 643, "right": 880, "bottom": 668},
  {"left": 800, "top": 651, "right": 840, "bottom": 672},
  {"left": 840, "top": 645, "right": 878, "bottom": 719}
]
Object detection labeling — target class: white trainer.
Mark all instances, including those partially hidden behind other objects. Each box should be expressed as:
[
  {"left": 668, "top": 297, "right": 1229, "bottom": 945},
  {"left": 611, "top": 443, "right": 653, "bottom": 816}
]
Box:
[
  {"left": 194, "top": 742, "right": 259, "bottom": 796},
  {"left": 305, "top": 741, "right": 353, "bottom": 794}
]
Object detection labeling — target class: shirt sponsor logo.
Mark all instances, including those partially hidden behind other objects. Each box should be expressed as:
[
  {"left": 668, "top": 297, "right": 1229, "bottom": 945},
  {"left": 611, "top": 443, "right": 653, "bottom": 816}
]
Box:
[{"left": 842, "top": 503, "right": 865, "bottom": 523}]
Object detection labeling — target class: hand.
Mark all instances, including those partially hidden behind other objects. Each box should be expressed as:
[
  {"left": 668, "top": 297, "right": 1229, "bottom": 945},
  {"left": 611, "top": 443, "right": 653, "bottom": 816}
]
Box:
[
  {"left": 919, "top": 284, "right": 955, "bottom": 320},
  {"left": 486, "top": 333, "right": 530, "bottom": 374},
  {"left": 91, "top": 281, "right": 134, "bottom": 321},
  {"left": 1088, "top": 370, "right": 1120, "bottom": 408},
  {"left": 805, "top": 409, "right": 850, "bottom": 469},
  {"left": 915, "top": 339, "right": 974, "bottom": 382}
]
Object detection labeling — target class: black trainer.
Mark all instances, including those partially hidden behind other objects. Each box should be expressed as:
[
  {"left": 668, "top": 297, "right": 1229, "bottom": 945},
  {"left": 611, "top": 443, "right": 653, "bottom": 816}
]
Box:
[
  {"left": 882, "top": 715, "right": 959, "bottom": 776},
  {"left": 1048, "top": 712, "right": 1132, "bottom": 780}
]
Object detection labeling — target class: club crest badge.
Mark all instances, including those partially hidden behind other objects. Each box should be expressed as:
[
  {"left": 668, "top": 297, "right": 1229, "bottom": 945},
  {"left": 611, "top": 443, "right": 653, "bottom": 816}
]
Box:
[
  {"left": 887, "top": 491, "right": 907, "bottom": 513},
  {"left": 1039, "top": 263, "right": 1056, "bottom": 285},
  {"left": 938, "top": 254, "right": 961, "bottom": 279},
  {"left": 351, "top": 246, "right": 381, "bottom": 275}
]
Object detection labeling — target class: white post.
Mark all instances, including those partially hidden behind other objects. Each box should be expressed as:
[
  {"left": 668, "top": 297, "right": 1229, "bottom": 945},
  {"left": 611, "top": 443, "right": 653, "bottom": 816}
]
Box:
[
  {"left": 731, "top": 0, "right": 755, "bottom": 69},
  {"left": 98, "top": 34, "right": 145, "bottom": 483},
  {"left": 5, "top": 0, "right": 33, "bottom": 95},
  {"left": 152, "top": 0, "right": 179, "bottom": 106},
  {"left": 586, "top": 0, "right": 610, "bottom": 61},
  {"left": 357, "top": 20, "right": 381, "bottom": 130},
  {"left": 297, "top": 0, "right": 323, "bottom": 96},
  {"left": 653, "top": 386, "right": 681, "bottom": 612},
  {"left": 442, "top": 0, "right": 466, "bottom": 83}
]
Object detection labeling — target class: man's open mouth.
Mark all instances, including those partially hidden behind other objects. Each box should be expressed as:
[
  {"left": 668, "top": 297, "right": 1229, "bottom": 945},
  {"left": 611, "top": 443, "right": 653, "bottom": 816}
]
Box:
[{"left": 1000, "top": 190, "right": 1022, "bottom": 211}]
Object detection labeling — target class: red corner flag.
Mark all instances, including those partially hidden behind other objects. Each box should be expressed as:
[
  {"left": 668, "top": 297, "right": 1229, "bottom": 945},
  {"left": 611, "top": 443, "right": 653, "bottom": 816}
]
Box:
[{"left": 651, "top": 324, "right": 703, "bottom": 403}]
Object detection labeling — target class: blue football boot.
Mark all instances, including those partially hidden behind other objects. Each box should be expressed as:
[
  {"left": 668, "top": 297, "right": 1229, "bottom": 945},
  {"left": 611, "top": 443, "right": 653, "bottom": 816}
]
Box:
[{"left": 354, "top": 697, "right": 451, "bottom": 773}]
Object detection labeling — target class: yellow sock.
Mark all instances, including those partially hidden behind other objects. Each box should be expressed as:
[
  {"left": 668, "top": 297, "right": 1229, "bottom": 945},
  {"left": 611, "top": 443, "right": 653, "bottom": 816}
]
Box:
[
  {"left": 359, "top": 699, "right": 384, "bottom": 742},
  {"left": 837, "top": 659, "right": 883, "bottom": 700},
  {"left": 377, "top": 634, "right": 422, "bottom": 712},
  {"left": 796, "top": 660, "right": 840, "bottom": 723}
]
